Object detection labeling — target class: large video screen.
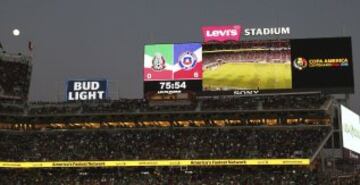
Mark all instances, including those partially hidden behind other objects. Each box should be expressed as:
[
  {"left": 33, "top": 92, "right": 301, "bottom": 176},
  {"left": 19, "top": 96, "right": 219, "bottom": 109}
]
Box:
[
  {"left": 341, "top": 105, "right": 360, "bottom": 154},
  {"left": 144, "top": 37, "right": 353, "bottom": 96},
  {"left": 203, "top": 39, "right": 292, "bottom": 92}
]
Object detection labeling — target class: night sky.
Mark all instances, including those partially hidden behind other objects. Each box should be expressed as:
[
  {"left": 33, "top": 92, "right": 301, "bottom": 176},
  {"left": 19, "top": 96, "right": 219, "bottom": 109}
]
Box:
[{"left": 0, "top": 0, "right": 359, "bottom": 113}]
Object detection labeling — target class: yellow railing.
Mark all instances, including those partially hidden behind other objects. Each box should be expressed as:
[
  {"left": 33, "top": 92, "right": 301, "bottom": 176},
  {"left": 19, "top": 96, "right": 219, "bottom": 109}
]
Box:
[{"left": 0, "top": 159, "right": 310, "bottom": 168}]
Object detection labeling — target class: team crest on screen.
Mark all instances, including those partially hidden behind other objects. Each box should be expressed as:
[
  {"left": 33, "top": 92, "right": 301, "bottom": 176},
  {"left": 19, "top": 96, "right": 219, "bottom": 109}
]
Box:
[
  {"left": 151, "top": 54, "right": 166, "bottom": 71},
  {"left": 178, "top": 51, "right": 197, "bottom": 70},
  {"left": 293, "top": 57, "right": 308, "bottom": 70}
]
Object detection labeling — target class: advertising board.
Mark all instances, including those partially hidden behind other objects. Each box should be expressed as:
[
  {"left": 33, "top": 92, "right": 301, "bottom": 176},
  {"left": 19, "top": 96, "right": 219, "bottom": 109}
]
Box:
[
  {"left": 341, "top": 105, "right": 360, "bottom": 154},
  {"left": 67, "top": 80, "right": 107, "bottom": 101}
]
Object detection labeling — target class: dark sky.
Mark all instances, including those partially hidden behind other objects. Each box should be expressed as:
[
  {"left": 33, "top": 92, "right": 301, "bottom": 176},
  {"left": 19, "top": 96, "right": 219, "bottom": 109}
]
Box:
[{"left": 0, "top": 0, "right": 359, "bottom": 113}]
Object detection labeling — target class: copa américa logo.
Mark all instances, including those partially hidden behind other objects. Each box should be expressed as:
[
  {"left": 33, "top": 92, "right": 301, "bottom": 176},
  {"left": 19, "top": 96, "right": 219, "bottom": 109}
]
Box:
[
  {"left": 178, "top": 51, "right": 197, "bottom": 70},
  {"left": 151, "top": 53, "right": 166, "bottom": 71},
  {"left": 293, "top": 57, "right": 308, "bottom": 70}
]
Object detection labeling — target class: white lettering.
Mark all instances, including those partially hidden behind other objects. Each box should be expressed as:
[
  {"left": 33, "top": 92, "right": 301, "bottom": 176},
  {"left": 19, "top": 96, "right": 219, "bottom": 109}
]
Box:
[
  {"left": 206, "top": 29, "right": 238, "bottom": 37},
  {"left": 72, "top": 81, "right": 101, "bottom": 91},
  {"left": 233, "top": 90, "right": 260, "bottom": 95},
  {"left": 86, "top": 91, "right": 97, "bottom": 100},
  {"left": 68, "top": 91, "right": 105, "bottom": 101},
  {"left": 243, "top": 27, "right": 290, "bottom": 36},
  {"left": 68, "top": 92, "right": 75, "bottom": 100},
  {"left": 263, "top": 28, "right": 270, "bottom": 35},
  {"left": 79, "top": 91, "right": 87, "bottom": 100},
  {"left": 74, "top": 82, "right": 82, "bottom": 91},
  {"left": 82, "top": 82, "right": 90, "bottom": 90},
  {"left": 256, "top": 29, "right": 263, "bottom": 35},
  {"left": 68, "top": 81, "right": 106, "bottom": 101},
  {"left": 230, "top": 30, "right": 238, "bottom": 36},
  {"left": 92, "top": 82, "right": 100, "bottom": 90},
  {"left": 244, "top": 29, "right": 251, "bottom": 36},
  {"left": 282, "top": 27, "right": 290, "bottom": 34},
  {"left": 97, "top": 91, "right": 105, "bottom": 99},
  {"left": 250, "top": 28, "right": 256, "bottom": 35}
]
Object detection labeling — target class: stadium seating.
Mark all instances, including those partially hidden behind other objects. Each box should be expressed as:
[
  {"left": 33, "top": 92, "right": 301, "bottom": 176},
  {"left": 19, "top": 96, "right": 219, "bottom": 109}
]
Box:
[
  {"left": 0, "top": 53, "right": 32, "bottom": 101},
  {"left": 0, "top": 93, "right": 348, "bottom": 184},
  {"left": 0, "top": 126, "right": 331, "bottom": 161},
  {"left": 0, "top": 100, "right": 25, "bottom": 114},
  {"left": 263, "top": 94, "right": 329, "bottom": 110},
  {"left": 0, "top": 94, "right": 330, "bottom": 116},
  {"left": 0, "top": 167, "right": 341, "bottom": 185}
]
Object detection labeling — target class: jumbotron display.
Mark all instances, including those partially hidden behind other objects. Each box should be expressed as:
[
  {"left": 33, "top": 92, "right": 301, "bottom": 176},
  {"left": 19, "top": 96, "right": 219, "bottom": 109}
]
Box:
[{"left": 144, "top": 37, "right": 353, "bottom": 96}]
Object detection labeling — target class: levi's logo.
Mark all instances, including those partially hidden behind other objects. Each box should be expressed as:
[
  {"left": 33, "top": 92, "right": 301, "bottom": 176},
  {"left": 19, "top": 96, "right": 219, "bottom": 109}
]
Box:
[
  {"left": 202, "top": 25, "right": 241, "bottom": 42},
  {"left": 206, "top": 29, "right": 238, "bottom": 37}
]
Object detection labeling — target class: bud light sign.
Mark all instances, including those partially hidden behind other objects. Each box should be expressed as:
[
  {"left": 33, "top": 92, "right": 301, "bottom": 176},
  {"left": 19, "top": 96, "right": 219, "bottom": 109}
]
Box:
[
  {"left": 67, "top": 80, "right": 107, "bottom": 101},
  {"left": 201, "top": 25, "right": 241, "bottom": 43}
]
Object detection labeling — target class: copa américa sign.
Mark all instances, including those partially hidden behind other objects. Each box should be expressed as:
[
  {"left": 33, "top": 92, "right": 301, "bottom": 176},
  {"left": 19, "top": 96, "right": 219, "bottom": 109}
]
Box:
[
  {"left": 201, "top": 25, "right": 242, "bottom": 42},
  {"left": 66, "top": 80, "right": 107, "bottom": 101}
]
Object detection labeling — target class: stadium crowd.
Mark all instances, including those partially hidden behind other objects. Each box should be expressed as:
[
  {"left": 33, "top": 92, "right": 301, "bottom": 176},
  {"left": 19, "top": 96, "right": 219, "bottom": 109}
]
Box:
[
  {"left": 0, "top": 100, "right": 25, "bottom": 114},
  {"left": 0, "top": 126, "right": 330, "bottom": 161},
  {"left": 262, "top": 94, "right": 329, "bottom": 110},
  {"left": 0, "top": 53, "right": 32, "bottom": 100},
  {"left": 2, "top": 167, "right": 352, "bottom": 185},
  {"left": 201, "top": 96, "right": 258, "bottom": 110},
  {"left": 0, "top": 94, "right": 330, "bottom": 116},
  {"left": 200, "top": 94, "right": 328, "bottom": 111}
]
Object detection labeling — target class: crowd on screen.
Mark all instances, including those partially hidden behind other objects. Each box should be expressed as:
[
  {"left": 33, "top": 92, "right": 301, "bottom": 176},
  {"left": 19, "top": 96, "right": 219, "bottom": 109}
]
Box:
[
  {"left": 1, "top": 167, "right": 354, "bottom": 185},
  {"left": 0, "top": 126, "right": 330, "bottom": 161},
  {"left": 0, "top": 55, "right": 31, "bottom": 100},
  {"left": 203, "top": 50, "right": 291, "bottom": 68},
  {"left": 203, "top": 39, "right": 291, "bottom": 69},
  {"left": 203, "top": 39, "right": 290, "bottom": 51}
]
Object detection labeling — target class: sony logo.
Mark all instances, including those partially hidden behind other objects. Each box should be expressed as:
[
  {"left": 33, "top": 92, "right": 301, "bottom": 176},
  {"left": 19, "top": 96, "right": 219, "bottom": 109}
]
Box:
[
  {"left": 206, "top": 29, "right": 238, "bottom": 37},
  {"left": 233, "top": 90, "right": 260, "bottom": 95}
]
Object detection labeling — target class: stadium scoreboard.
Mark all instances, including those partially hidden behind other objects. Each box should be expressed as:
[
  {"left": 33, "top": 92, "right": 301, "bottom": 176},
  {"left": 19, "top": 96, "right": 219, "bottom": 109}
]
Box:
[
  {"left": 144, "top": 37, "right": 353, "bottom": 96},
  {"left": 144, "top": 43, "right": 203, "bottom": 94}
]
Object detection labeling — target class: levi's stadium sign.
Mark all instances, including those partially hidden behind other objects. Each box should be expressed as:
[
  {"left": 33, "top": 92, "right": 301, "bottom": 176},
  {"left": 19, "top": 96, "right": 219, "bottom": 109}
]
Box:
[
  {"left": 202, "top": 25, "right": 241, "bottom": 43},
  {"left": 202, "top": 25, "right": 291, "bottom": 42}
]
